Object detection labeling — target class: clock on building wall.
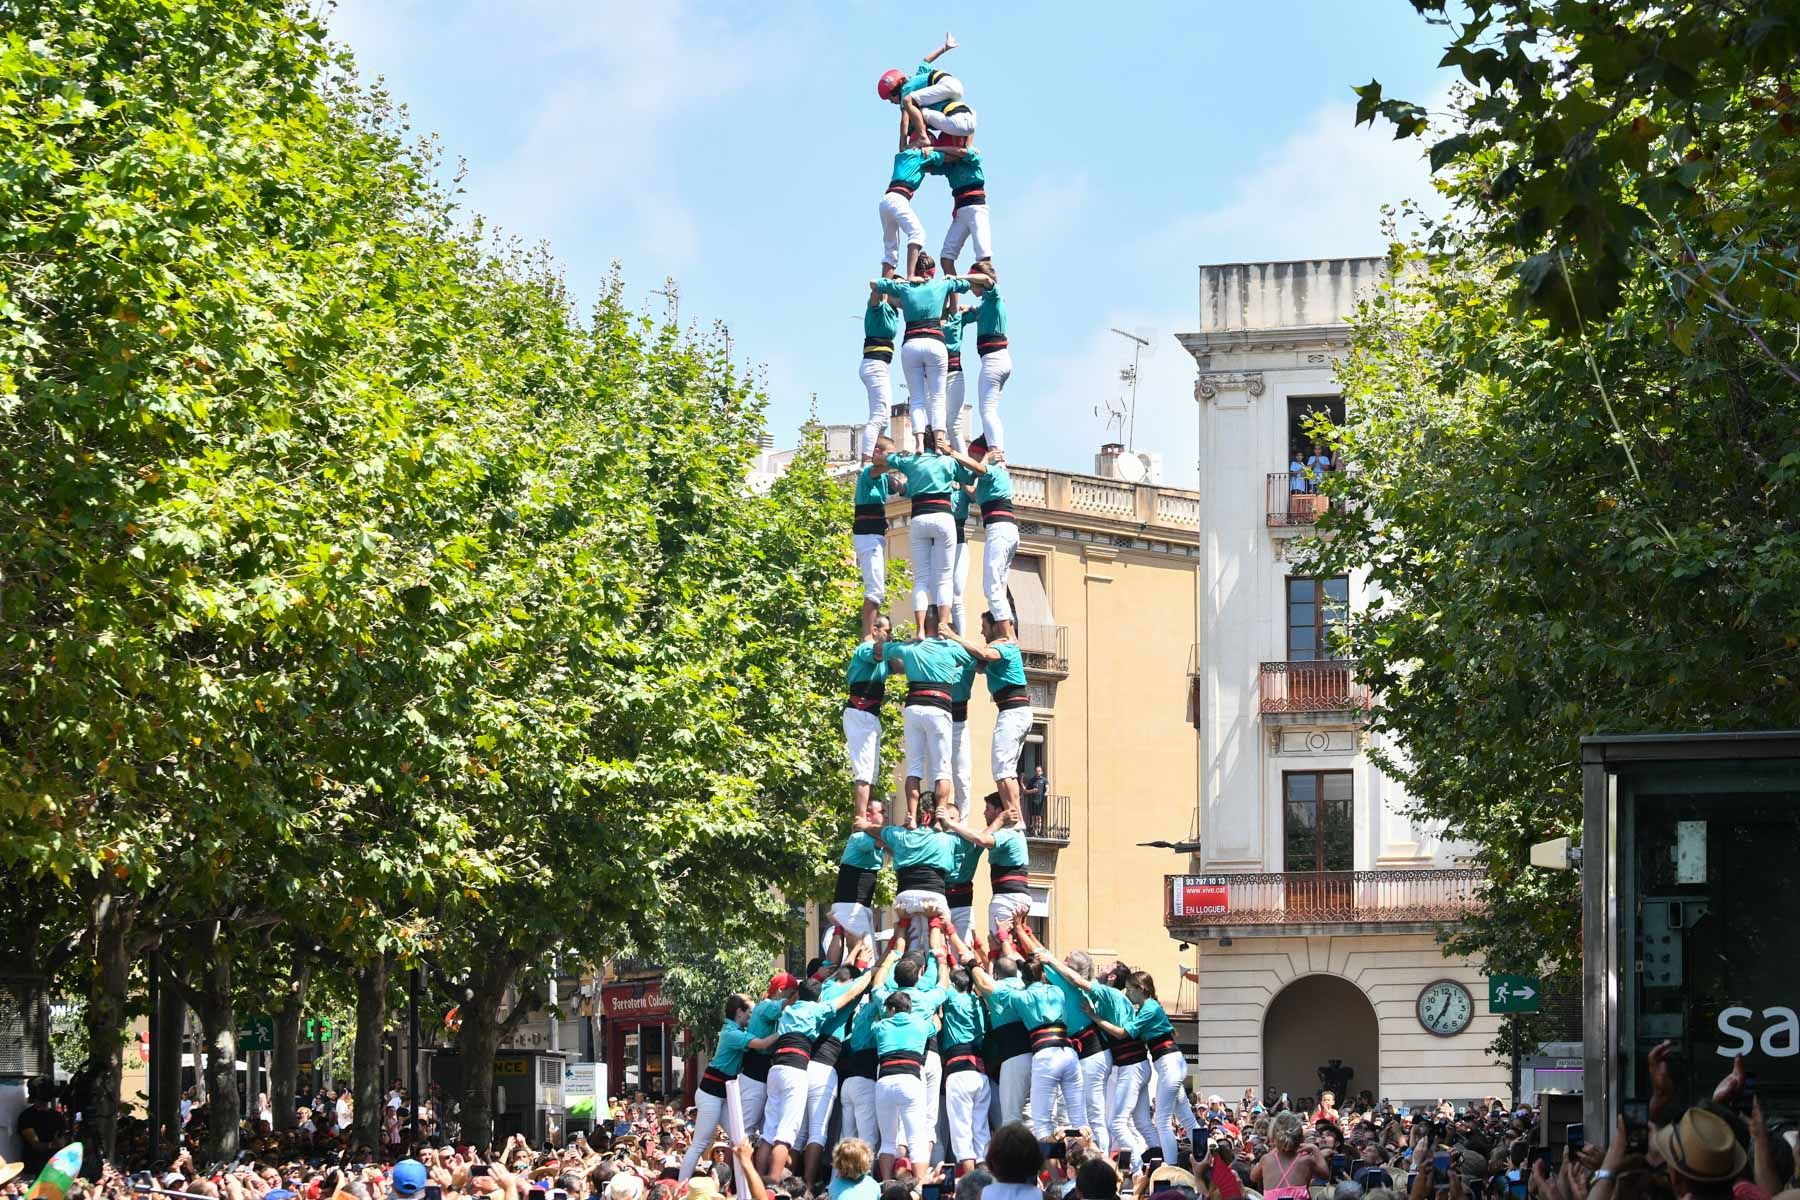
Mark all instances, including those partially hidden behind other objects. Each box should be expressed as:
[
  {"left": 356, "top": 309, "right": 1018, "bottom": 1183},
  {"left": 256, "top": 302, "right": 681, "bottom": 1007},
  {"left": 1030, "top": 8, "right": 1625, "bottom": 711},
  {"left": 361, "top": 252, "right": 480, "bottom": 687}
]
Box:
[{"left": 1416, "top": 979, "right": 1474, "bottom": 1037}]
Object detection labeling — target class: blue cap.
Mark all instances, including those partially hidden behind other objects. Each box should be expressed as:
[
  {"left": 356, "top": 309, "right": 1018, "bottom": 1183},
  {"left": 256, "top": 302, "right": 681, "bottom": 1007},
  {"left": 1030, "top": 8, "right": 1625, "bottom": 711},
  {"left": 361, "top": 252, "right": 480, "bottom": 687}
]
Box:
[
  {"left": 391, "top": 1159, "right": 428, "bottom": 1198},
  {"left": 266, "top": 1191, "right": 297, "bottom": 1200}
]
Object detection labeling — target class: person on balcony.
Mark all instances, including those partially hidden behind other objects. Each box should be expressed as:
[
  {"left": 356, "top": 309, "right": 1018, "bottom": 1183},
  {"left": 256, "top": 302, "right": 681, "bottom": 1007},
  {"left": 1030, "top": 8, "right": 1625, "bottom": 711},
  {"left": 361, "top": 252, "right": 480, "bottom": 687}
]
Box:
[
  {"left": 1022, "top": 765, "right": 1048, "bottom": 837},
  {"left": 1305, "top": 442, "right": 1334, "bottom": 489}
]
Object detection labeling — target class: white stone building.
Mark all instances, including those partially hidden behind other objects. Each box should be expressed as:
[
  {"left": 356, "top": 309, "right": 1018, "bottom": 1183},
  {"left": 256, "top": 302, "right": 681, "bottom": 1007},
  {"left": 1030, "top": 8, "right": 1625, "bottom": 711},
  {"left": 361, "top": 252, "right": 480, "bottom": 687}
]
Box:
[{"left": 1170, "top": 258, "right": 1509, "bottom": 1105}]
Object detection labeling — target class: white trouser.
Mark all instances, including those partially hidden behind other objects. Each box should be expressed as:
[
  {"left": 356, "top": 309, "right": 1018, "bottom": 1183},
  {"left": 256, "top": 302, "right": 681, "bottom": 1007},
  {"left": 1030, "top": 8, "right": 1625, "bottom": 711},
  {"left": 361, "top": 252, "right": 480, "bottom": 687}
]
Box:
[
  {"left": 996, "top": 1052, "right": 1031, "bottom": 1128},
  {"left": 839, "top": 1075, "right": 877, "bottom": 1151},
  {"left": 977, "top": 348, "right": 1012, "bottom": 450},
  {"left": 920, "top": 1050, "right": 943, "bottom": 1165},
  {"left": 738, "top": 1073, "right": 768, "bottom": 1141},
  {"left": 922, "top": 106, "right": 977, "bottom": 138},
  {"left": 859, "top": 356, "right": 892, "bottom": 458},
  {"left": 901, "top": 338, "right": 949, "bottom": 436},
  {"left": 879, "top": 193, "right": 925, "bottom": 270},
  {"left": 950, "top": 718, "right": 971, "bottom": 815},
  {"left": 1030, "top": 1045, "right": 1085, "bottom": 1137},
  {"left": 828, "top": 901, "right": 876, "bottom": 941},
  {"left": 991, "top": 705, "right": 1033, "bottom": 780},
  {"left": 941, "top": 204, "right": 993, "bottom": 266},
  {"left": 908, "top": 510, "right": 956, "bottom": 612},
  {"left": 946, "top": 368, "right": 967, "bottom": 449},
  {"left": 875, "top": 1073, "right": 928, "bottom": 1158},
  {"left": 950, "top": 538, "right": 971, "bottom": 632},
  {"left": 944, "top": 1070, "right": 992, "bottom": 1164},
  {"left": 1150, "top": 1050, "right": 1199, "bottom": 1164},
  {"left": 803, "top": 1059, "right": 839, "bottom": 1148},
  {"left": 854, "top": 532, "right": 886, "bottom": 606},
  {"left": 1081, "top": 1050, "right": 1114, "bottom": 1155},
  {"left": 1110, "top": 1059, "right": 1153, "bottom": 1165},
  {"left": 988, "top": 890, "right": 1032, "bottom": 935},
  {"left": 983, "top": 520, "right": 1020, "bottom": 621},
  {"left": 761, "top": 1061, "right": 809, "bottom": 1148},
  {"left": 843, "top": 706, "right": 881, "bottom": 784},
  {"left": 909, "top": 76, "right": 964, "bottom": 108},
  {"left": 679, "top": 1085, "right": 732, "bottom": 1180},
  {"left": 949, "top": 904, "right": 973, "bottom": 943},
  {"left": 902, "top": 702, "right": 953, "bottom": 784}
]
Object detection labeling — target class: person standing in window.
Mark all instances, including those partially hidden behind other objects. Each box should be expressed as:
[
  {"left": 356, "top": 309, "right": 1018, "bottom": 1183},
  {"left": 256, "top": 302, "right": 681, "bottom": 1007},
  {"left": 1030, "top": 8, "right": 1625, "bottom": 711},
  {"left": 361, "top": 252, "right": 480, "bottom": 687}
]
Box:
[
  {"left": 1021, "top": 766, "right": 1047, "bottom": 836},
  {"left": 1305, "top": 442, "right": 1333, "bottom": 490}
]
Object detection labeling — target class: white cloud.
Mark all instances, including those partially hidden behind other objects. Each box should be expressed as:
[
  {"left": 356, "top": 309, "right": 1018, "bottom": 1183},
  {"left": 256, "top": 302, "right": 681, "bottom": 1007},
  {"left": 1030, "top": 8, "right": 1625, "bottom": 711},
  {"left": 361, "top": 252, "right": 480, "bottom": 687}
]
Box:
[{"left": 1020, "top": 98, "right": 1446, "bottom": 487}]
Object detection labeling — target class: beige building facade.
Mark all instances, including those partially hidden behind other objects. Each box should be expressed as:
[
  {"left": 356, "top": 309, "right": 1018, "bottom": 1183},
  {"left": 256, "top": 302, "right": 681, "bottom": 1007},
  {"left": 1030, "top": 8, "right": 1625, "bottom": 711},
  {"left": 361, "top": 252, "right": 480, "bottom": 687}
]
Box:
[{"left": 1172, "top": 258, "right": 1508, "bottom": 1104}]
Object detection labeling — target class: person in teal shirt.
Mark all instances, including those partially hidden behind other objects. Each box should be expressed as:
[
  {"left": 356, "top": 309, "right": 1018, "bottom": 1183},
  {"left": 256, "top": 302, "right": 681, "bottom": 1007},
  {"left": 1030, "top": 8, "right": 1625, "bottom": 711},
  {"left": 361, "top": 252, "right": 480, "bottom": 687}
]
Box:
[
  {"left": 947, "top": 645, "right": 978, "bottom": 822},
  {"left": 943, "top": 791, "right": 1032, "bottom": 947},
  {"left": 878, "top": 144, "right": 944, "bottom": 282},
  {"left": 871, "top": 269, "right": 991, "bottom": 452},
  {"left": 937, "top": 952, "right": 992, "bottom": 1170},
  {"left": 950, "top": 463, "right": 974, "bottom": 634},
  {"left": 679, "top": 993, "right": 779, "bottom": 1182},
  {"left": 932, "top": 146, "right": 992, "bottom": 278},
  {"left": 760, "top": 969, "right": 876, "bottom": 1181},
  {"left": 876, "top": 605, "right": 978, "bottom": 828},
  {"left": 876, "top": 34, "right": 974, "bottom": 145},
  {"left": 962, "top": 437, "right": 1020, "bottom": 637},
  {"left": 941, "top": 285, "right": 971, "bottom": 462},
  {"left": 941, "top": 613, "right": 1033, "bottom": 825},
  {"left": 836, "top": 940, "right": 902, "bottom": 1160},
  {"left": 851, "top": 460, "right": 902, "bottom": 639},
  {"left": 964, "top": 275, "right": 1010, "bottom": 451},
  {"left": 971, "top": 953, "right": 1030, "bottom": 1129},
  {"left": 872, "top": 430, "right": 985, "bottom": 637},
  {"left": 829, "top": 799, "right": 887, "bottom": 966},
  {"left": 871, "top": 817, "right": 958, "bottom": 946},
  {"left": 859, "top": 289, "right": 903, "bottom": 464},
  {"left": 843, "top": 619, "right": 892, "bottom": 820},
  {"left": 943, "top": 816, "right": 985, "bottom": 943},
  {"left": 1082, "top": 969, "right": 1201, "bottom": 1166}
]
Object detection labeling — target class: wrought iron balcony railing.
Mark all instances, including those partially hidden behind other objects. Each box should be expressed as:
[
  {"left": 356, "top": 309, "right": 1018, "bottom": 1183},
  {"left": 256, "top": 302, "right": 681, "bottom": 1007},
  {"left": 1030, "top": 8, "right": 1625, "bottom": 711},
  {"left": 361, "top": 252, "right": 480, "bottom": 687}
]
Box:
[
  {"left": 1017, "top": 623, "right": 1069, "bottom": 675},
  {"left": 1023, "top": 793, "right": 1070, "bottom": 845},
  {"left": 1164, "top": 869, "right": 1482, "bottom": 931},
  {"left": 1259, "top": 659, "right": 1369, "bottom": 714},
  {"left": 1267, "top": 471, "right": 1335, "bottom": 527}
]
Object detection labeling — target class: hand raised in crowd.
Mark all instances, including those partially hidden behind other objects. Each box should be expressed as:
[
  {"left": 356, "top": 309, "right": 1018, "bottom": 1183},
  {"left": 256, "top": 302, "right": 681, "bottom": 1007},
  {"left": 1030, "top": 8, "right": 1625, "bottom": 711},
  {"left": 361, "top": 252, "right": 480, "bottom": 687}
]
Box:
[{"left": 1646, "top": 1039, "right": 1677, "bottom": 1124}]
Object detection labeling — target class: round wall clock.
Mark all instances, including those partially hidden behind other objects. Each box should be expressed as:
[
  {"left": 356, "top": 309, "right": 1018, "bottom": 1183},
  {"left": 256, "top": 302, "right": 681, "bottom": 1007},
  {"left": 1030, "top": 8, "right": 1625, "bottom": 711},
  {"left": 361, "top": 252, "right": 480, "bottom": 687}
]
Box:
[{"left": 1416, "top": 978, "right": 1474, "bottom": 1037}]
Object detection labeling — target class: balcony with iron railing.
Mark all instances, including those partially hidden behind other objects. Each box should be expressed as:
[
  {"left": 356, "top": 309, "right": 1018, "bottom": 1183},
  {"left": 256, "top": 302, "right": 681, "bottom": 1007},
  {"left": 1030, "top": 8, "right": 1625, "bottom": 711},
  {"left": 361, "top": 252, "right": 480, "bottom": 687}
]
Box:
[
  {"left": 1259, "top": 659, "right": 1370, "bottom": 718},
  {"left": 1266, "top": 469, "right": 1338, "bottom": 527},
  {"left": 1023, "top": 793, "right": 1071, "bottom": 846},
  {"left": 1016, "top": 623, "right": 1069, "bottom": 676},
  {"left": 1163, "top": 869, "right": 1483, "bottom": 937}
]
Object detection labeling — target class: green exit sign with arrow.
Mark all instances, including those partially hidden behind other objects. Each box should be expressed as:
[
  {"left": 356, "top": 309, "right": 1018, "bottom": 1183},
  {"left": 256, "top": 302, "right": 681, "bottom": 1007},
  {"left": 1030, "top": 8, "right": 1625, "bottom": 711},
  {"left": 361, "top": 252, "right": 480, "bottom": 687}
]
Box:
[{"left": 1489, "top": 973, "right": 1541, "bottom": 1014}]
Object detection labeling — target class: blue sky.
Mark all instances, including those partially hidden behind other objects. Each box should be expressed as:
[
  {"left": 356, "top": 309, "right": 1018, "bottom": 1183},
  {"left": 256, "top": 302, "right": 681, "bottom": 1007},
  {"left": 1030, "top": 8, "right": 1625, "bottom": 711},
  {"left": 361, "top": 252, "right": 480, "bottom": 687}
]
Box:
[{"left": 326, "top": 1, "right": 1453, "bottom": 487}]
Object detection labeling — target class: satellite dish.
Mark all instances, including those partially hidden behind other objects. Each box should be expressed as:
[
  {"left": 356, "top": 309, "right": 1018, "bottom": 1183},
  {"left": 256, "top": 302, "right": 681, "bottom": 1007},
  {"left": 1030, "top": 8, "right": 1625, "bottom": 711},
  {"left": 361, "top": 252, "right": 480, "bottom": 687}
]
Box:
[{"left": 1113, "top": 452, "right": 1147, "bottom": 483}]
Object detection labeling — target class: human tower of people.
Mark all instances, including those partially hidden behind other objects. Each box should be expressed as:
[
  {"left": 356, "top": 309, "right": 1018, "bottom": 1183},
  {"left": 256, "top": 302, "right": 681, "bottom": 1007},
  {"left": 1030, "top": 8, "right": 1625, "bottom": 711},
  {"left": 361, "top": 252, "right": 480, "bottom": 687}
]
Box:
[{"left": 678, "top": 35, "right": 1205, "bottom": 1196}]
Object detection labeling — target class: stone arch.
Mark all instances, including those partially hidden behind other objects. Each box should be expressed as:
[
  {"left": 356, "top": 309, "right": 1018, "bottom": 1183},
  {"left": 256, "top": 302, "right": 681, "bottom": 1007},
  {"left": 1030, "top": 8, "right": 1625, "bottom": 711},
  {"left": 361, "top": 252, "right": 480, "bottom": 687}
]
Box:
[{"left": 1260, "top": 972, "right": 1378, "bottom": 1105}]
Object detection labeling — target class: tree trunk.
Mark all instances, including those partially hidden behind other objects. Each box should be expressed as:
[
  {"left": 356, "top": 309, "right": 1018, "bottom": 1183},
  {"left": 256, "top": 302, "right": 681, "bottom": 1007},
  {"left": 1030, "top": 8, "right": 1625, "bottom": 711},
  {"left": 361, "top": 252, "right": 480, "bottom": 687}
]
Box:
[
  {"left": 192, "top": 920, "right": 241, "bottom": 1165},
  {"left": 459, "top": 952, "right": 524, "bottom": 1152},
  {"left": 352, "top": 954, "right": 389, "bottom": 1155},
  {"left": 82, "top": 882, "right": 135, "bottom": 1166},
  {"left": 270, "top": 958, "right": 312, "bottom": 1131},
  {"left": 154, "top": 959, "right": 187, "bottom": 1156}
]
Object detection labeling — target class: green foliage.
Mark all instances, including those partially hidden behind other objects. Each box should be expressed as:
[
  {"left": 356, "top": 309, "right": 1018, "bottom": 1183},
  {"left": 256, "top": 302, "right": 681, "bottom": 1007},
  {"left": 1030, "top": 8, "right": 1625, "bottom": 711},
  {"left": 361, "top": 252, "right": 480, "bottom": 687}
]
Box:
[{"left": 50, "top": 996, "right": 90, "bottom": 1077}]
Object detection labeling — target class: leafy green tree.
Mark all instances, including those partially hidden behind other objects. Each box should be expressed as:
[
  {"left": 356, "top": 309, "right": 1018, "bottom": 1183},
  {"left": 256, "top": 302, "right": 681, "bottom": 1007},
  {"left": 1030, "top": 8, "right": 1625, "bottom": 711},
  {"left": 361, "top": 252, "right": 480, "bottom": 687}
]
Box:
[{"left": 1314, "top": 0, "right": 1800, "bottom": 996}]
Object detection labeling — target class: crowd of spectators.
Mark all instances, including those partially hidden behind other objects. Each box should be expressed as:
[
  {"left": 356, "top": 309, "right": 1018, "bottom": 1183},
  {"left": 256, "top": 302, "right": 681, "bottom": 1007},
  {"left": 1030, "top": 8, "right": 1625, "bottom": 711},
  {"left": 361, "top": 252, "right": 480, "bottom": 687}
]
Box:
[{"left": 5, "top": 1048, "right": 1795, "bottom": 1200}]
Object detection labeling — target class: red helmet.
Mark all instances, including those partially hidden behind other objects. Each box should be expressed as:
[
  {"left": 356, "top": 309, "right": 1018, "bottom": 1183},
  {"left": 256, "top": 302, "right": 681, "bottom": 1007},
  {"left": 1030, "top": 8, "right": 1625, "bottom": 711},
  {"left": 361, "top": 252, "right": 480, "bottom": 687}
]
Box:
[{"left": 877, "top": 68, "right": 907, "bottom": 100}]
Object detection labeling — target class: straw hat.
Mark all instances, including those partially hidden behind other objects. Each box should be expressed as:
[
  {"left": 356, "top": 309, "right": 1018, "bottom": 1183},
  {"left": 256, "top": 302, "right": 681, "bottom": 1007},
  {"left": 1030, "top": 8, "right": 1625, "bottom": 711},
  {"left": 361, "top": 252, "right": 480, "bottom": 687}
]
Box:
[
  {"left": 1649, "top": 1106, "right": 1748, "bottom": 1183},
  {"left": 0, "top": 1156, "right": 24, "bottom": 1188}
]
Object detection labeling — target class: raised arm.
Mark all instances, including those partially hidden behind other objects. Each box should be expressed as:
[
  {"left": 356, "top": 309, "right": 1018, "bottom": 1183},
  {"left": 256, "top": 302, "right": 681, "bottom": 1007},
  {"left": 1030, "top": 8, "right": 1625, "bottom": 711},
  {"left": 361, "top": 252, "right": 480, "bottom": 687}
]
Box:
[
  {"left": 942, "top": 811, "right": 996, "bottom": 848},
  {"left": 830, "top": 960, "right": 879, "bottom": 1011},
  {"left": 923, "top": 32, "right": 958, "bottom": 63},
  {"left": 938, "top": 623, "right": 1001, "bottom": 663},
  {"left": 932, "top": 428, "right": 985, "bottom": 473}
]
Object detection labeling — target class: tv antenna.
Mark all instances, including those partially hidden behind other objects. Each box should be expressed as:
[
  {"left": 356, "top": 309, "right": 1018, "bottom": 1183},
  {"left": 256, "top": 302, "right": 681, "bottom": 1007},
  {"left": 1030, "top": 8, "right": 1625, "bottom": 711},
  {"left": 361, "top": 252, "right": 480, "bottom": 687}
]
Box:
[{"left": 1110, "top": 328, "right": 1151, "bottom": 450}]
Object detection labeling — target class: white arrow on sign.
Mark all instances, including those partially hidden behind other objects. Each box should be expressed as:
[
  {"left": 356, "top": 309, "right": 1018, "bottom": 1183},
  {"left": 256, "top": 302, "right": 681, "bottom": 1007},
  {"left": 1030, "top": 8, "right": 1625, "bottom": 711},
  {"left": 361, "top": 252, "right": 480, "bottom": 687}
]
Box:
[{"left": 1515, "top": 986, "right": 1536, "bottom": 1000}]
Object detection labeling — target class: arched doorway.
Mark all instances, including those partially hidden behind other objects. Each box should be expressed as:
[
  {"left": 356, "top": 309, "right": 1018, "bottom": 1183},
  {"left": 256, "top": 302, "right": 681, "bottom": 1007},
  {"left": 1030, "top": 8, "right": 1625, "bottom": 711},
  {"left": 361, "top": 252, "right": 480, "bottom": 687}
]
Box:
[{"left": 1262, "top": 974, "right": 1378, "bottom": 1105}]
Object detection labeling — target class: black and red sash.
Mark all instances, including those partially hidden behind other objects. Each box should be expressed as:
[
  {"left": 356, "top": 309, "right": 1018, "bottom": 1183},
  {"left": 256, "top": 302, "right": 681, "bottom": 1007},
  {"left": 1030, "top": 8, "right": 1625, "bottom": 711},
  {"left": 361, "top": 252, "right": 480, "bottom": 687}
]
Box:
[
  {"left": 910, "top": 492, "right": 953, "bottom": 517},
  {"left": 847, "top": 680, "right": 886, "bottom": 712},
  {"left": 699, "top": 1066, "right": 733, "bottom": 1098},
  {"left": 834, "top": 861, "right": 878, "bottom": 907},
  {"left": 1030, "top": 1023, "right": 1071, "bottom": 1051},
  {"left": 946, "top": 351, "right": 963, "bottom": 373},
  {"left": 977, "top": 334, "right": 1009, "bottom": 355},
  {"left": 992, "top": 684, "right": 1031, "bottom": 711},
  {"left": 886, "top": 181, "right": 916, "bottom": 199},
  {"left": 895, "top": 862, "right": 947, "bottom": 894},
  {"left": 772, "top": 1031, "right": 813, "bottom": 1070},
  {"left": 853, "top": 502, "right": 888, "bottom": 536},
  {"left": 945, "top": 880, "right": 975, "bottom": 907},
  {"left": 991, "top": 1020, "right": 1030, "bottom": 1061},
  {"left": 838, "top": 1047, "right": 877, "bottom": 1080},
  {"left": 953, "top": 184, "right": 987, "bottom": 210},
  {"left": 1148, "top": 1034, "right": 1179, "bottom": 1059},
  {"left": 990, "top": 864, "right": 1030, "bottom": 895},
  {"left": 980, "top": 498, "right": 1016, "bottom": 526},
  {"left": 1074, "top": 1027, "right": 1107, "bottom": 1059},
  {"left": 904, "top": 684, "right": 952, "bottom": 711},
  {"left": 903, "top": 320, "right": 944, "bottom": 343},
  {"left": 1110, "top": 1038, "right": 1147, "bottom": 1066},
  {"left": 943, "top": 1043, "right": 986, "bottom": 1076},
  {"left": 740, "top": 1048, "right": 773, "bottom": 1083},
  {"left": 878, "top": 1048, "right": 925, "bottom": 1078}
]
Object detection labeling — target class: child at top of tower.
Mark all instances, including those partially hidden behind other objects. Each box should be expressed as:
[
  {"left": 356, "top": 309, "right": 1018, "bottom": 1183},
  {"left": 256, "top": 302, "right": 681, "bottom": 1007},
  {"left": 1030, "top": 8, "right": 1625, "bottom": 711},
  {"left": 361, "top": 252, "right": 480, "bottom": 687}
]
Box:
[{"left": 877, "top": 33, "right": 976, "bottom": 147}]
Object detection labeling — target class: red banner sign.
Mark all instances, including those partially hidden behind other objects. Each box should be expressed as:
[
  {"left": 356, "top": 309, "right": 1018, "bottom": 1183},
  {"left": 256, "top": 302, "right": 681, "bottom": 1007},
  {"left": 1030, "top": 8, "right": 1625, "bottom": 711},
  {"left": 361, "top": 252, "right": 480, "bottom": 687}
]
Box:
[
  {"left": 603, "top": 981, "right": 672, "bottom": 1021},
  {"left": 1171, "top": 876, "right": 1229, "bottom": 918}
]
